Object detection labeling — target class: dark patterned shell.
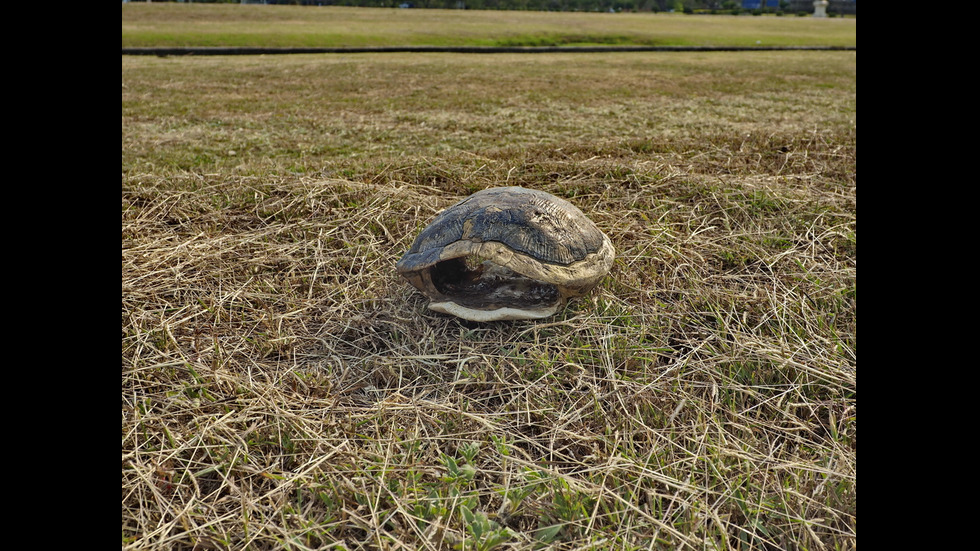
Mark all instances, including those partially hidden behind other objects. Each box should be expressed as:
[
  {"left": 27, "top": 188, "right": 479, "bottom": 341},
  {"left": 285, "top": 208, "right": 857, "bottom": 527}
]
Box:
[
  {"left": 396, "top": 187, "right": 615, "bottom": 321},
  {"left": 399, "top": 186, "right": 606, "bottom": 270}
]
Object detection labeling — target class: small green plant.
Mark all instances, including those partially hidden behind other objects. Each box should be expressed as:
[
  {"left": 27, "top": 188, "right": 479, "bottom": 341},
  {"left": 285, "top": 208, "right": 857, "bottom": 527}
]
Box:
[
  {"left": 430, "top": 443, "right": 514, "bottom": 551},
  {"left": 459, "top": 505, "right": 513, "bottom": 551}
]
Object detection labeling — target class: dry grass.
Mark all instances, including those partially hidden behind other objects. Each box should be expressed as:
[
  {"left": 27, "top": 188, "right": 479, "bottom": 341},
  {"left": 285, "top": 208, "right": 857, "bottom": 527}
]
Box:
[{"left": 123, "top": 51, "right": 855, "bottom": 550}]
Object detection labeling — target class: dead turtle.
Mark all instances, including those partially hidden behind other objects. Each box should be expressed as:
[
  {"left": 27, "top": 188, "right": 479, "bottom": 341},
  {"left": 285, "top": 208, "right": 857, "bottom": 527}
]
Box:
[{"left": 396, "top": 186, "right": 615, "bottom": 321}]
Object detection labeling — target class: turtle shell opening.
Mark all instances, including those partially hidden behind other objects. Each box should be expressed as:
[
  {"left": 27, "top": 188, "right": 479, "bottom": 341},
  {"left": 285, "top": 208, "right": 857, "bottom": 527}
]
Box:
[{"left": 430, "top": 255, "right": 560, "bottom": 311}]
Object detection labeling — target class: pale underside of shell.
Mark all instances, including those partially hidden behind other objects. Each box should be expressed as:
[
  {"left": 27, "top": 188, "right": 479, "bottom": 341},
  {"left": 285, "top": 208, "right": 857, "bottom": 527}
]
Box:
[{"left": 396, "top": 186, "right": 615, "bottom": 321}]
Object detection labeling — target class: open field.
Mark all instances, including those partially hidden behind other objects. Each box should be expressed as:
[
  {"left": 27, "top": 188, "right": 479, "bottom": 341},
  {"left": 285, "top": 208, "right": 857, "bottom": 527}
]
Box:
[
  {"left": 122, "top": 11, "right": 856, "bottom": 550},
  {"left": 121, "top": 4, "right": 857, "bottom": 48}
]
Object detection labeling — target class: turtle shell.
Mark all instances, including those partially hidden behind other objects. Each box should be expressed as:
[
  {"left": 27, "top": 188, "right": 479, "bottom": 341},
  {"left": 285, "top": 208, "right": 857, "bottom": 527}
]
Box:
[{"left": 396, "top": 186, "right": 615, "bottom": 321}]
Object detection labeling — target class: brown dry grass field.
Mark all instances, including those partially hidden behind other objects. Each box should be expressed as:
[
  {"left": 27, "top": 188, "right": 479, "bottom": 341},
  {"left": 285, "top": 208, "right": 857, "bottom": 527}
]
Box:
[{"left": 122, "top": 44, "right": 856, "bottom": 551}]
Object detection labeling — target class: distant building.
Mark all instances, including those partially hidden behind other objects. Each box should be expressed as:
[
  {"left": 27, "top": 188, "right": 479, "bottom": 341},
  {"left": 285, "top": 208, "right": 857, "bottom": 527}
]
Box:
[{"left": 742, "top": 0, "right": 779, "bottom": 8}]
